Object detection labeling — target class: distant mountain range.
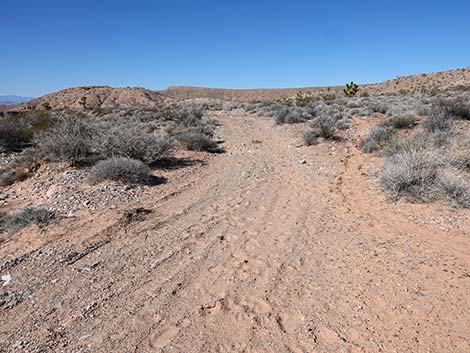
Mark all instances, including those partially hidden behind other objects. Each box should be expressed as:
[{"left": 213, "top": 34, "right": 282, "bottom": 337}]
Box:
[{"left": 0, "top": 95, "right": 34, "bottom": 105}]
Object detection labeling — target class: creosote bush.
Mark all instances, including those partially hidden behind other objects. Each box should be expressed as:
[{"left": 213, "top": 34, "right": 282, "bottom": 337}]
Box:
[
  {"left": 4, "top": 206, "right": 56, "bottom": 234},
  {"left": 0, "top": 118, "right": 33, "bottom": 152},
  {"left": 36, "top": 115, "right": 94, "bottom": 165},
  {"left": 87, "top": 157, "right": 151, "bottom": 185},
  {"left": 94, "top": 124, "right": 173, "bottom": 164}
]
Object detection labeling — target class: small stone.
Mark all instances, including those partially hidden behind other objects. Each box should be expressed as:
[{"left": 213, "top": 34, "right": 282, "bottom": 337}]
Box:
[{"left": 300, "top": 159, "right": 307, "bottom": 164}]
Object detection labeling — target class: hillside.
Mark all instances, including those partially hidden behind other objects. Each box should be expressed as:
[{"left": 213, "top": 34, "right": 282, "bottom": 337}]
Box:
[
  {"left": 24, "top": 86, "right": 166, "bottom": 111},
  {"left": 6, "top": 68, "right": 470, "bottom": 112},
  {"left": 160, "top": 67, "right": 470, "bottom": 101}
]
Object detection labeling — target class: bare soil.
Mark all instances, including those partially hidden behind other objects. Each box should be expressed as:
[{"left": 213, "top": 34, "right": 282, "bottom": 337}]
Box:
[{"left": 1, "top": 112, "right": 469, "bottom": 352}]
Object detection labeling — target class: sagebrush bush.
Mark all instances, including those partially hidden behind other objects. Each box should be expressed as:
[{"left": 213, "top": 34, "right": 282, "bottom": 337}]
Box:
[
  {"left": 4, "top": 206, "right": 56, "bottom": 234},
  {"left": 175, "top": 130, "right": 220, "bottom": 152},
  {"left": 436, "top": 97, "right": 470, "bottom": 120},
  {"left": 94, "top": 124, "right": 173, "bottom": 164},
  {"left": 361, "top": 125, "right": 395, "bottom": 153},
  {"left": 384, "top": 115, "right": 418, "bottom": 129},
  {"left": 36, "top": 115, "right": 94, "bottom": 165},
  {"left": 303, "top": 130, "right": 318, "bottom": 146},
  {"left": 424, "top": 106, "right": 453, "bottom": 133},
  {"left": 0, "top": 118, "right": 33, "bottom": 152},
  {"left": 380, "top": 151, "right": 444, "bottom": 202},
  {"left": 311, "top": 116, "right": 338, "bottom": 140},
  {"left": 382, "top": 133, "right": 430, "bottom": 156},
  {"left": 437, "top": 168, "right": 470, "bottom": 207},
  {"left": 87, "top": 157, "right": 151, "bottom": 185}
]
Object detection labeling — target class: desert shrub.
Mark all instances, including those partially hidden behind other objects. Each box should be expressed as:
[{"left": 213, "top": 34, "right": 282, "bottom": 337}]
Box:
[
  {"left": 175, "top": 130, "right": 220, "bottom": 152},
  {"left": 438, "top": 169, "right": 470, "bottom": 207},
  {"left": 0, "top": 148, "right": 41, "bottom": 186},
  {"left": 87, "top": 157, "right": 151, "bottom": 185},
  {"left": 436, "top": 97, "right": 470, "bottom": 120},
  {"left": 295, "top": 92, "right": 314, "bottom": 107},
  {"left": 424, "top": 106, "right": 453, "bottom": 133},
  {"left": 0, "top": 118, "right": 33, "bottom": 152},
  {"left": 380, "top": 150, "right": 444, "bottom": 202},
  {"left": 382, "top": 133, "right": 430, "bottom": 156},
  {"left": 303, "top": 130, "right": 318, "bottom": 146},
  {"left": 361, "top": 125, "right": 395, "bottom": 153},
  {"left": 312, "top": 116, "right": 338, "bottom": 140},
  {"left": 273, "top": 107, "right": 290, "bottom": 125},
  {"left": 4, "top": 206, "right": 56, "bottom": 234},
  {"left": 383, "top": 115, "right": 418, "bottom": 129},
  {"left": 369, "top": 102, "right": 389, "bottom": 114},
  {"left": 36, "top": 115, "right": 94, "bottom": 165},
  {"left": 94, "top": 124, "right": 173, "bottom": 164},
  {"left": 284, "top": 109, "right": 308, "bottom": 124}
]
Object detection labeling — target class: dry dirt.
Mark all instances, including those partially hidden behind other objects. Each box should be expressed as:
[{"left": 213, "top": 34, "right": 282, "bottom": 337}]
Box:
[{"left": 1, "top": 112, "right": 470, "bottom": 353}]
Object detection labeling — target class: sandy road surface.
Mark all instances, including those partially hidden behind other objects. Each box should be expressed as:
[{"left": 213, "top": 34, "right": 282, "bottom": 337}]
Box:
[{"left": 1, "top": 113, "right": 469, "bottom": 352}]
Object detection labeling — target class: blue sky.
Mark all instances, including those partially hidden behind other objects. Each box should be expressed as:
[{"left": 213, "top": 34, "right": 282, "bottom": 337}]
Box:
[{"left": 1, "top": 0, "right": 469, "bottom": 97}]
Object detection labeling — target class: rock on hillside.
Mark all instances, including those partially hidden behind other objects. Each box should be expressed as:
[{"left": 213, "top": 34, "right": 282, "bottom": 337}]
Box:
[{"left": 25, "top": 86, "right": 166, "bottom": 110}]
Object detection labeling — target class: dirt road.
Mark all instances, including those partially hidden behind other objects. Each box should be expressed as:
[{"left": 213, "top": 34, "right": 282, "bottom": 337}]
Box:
[{"left": 1, "top": 113, "right": 469, "bottom": 352}]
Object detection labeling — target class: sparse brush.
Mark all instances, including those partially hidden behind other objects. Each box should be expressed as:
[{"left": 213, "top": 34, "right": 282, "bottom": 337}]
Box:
[
  {"left": 87, "top": 157, "right": 151, "bottom": 185},
  {"left": 4, "top": 206, "right": 56, "bottom": 234}
]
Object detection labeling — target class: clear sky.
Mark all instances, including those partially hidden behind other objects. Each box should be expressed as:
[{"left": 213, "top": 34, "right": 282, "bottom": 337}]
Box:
[{"left": 2, "top": 0, "right": 469, "bottom": 97}]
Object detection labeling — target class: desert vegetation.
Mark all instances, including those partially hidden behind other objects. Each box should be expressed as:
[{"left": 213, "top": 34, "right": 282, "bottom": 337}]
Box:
[{"left": 0, "top": 101, "right": 223, "bottom": 233}]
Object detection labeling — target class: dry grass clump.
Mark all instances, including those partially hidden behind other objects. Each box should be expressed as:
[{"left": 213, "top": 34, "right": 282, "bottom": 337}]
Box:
[{"left": 87, "top": 157, "right": 151, "bottom": 185}]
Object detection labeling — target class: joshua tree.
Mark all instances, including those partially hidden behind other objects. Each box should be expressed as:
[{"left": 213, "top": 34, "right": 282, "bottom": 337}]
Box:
[
  {"left": 42, "top": 102, "right": 51, "bottom": 110},
  {"left": 79, "top": 96, "right": 87, "bottom": 109},
  {"left": 344, "top": 82, "right": 359, "bottom": 97}
]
